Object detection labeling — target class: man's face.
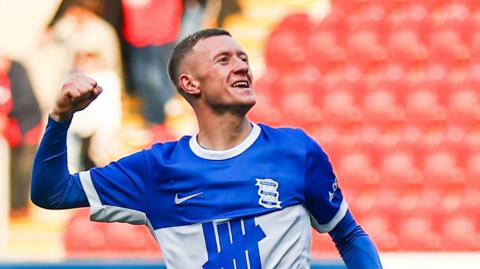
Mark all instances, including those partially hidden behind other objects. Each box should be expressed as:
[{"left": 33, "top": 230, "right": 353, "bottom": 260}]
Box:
[{"left": 185, "top": 35, "right": 256, "bottom": 111}]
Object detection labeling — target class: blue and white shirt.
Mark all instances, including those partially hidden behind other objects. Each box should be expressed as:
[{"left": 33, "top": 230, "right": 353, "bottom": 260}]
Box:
[{"left": 77, "top": 123, "right": 347, "bottom": 269}]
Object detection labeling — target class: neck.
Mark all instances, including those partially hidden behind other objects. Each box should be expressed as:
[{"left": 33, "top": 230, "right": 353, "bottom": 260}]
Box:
[{"left": 195, "top": 107, "right": 252, "bottom": 151}]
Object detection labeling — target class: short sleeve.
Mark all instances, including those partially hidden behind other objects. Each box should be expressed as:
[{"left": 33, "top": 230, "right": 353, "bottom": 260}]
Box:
[
  {"left": 303, "top": 133, "right": 348, "bottom": 233},
  {"left": 79, "top": 149, "right": 152, "bottom": 225}
]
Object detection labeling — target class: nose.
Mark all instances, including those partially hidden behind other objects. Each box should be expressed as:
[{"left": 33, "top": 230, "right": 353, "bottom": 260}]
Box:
[{"left": 232, "top": 57, "right": 249, "bottom": 74}]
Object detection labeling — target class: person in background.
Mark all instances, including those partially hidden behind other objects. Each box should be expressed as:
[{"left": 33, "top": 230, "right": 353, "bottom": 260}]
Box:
[
  {"left": 121, "top": 0, "right": 183, "bottom": 126},
  {"left": 67, "top": 49, "right": 122, "bottom": 172},
  {"left": 30, "top": 0, "right": 122, "bottom": 115},
  {"left": 0, "top": 54, "right": 42, "bottom": 218}
]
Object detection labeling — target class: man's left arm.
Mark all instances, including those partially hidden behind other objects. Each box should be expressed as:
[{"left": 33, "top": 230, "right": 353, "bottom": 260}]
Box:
[
  {"left": 301, "top": 131, "right": 382, "bottom": 269},
  {"left": 329, "top": 210, "right": 383, "bottom": 268}
]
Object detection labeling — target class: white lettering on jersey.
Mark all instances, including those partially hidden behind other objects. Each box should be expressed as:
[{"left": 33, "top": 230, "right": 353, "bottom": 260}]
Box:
[
  {"left": 256, "top": 178, "right": 282, "bottom": 209},
  {"left": 329, "top": 178, "right": 338, "bottom": 202}
]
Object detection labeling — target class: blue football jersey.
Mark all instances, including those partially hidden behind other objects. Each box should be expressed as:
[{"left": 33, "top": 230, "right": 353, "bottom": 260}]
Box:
[{"left": 78, "top": 123, "right": 347, "bottom": 268}]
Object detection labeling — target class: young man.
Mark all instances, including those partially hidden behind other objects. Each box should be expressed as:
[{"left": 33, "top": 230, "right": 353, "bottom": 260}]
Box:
[{"left": 32, "top": 28, "right": 383, "bottom": 268}]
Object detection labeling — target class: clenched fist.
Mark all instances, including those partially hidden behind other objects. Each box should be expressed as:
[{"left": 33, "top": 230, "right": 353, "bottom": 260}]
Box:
[{"left": 50, "top": 74, "right": 103, "bottom": 122}]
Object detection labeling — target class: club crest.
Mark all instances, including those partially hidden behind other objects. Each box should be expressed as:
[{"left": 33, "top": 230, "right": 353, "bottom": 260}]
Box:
[{"left": 255, "top": 178, "right": 282, "bottom": 209}]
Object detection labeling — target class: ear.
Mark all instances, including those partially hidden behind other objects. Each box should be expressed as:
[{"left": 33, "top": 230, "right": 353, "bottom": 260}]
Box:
[{"left": 179, "top": 74, "right": 201, "bottom": 96}]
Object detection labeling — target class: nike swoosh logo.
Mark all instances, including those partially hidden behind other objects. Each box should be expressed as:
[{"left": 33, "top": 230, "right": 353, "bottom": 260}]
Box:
[{"left": 175, "top": 192, "right": 203, "bottom": 205}]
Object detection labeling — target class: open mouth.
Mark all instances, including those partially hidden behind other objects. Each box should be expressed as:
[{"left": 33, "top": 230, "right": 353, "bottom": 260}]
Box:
[{"left": 231, "top": 80, "right": 250, "bottom": 88}]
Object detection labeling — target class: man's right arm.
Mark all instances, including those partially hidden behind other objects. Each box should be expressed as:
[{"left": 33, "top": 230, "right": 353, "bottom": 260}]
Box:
[
  {"left": 31, "top": 74, "right": 103, "bottom": 209},
  {"left": 31, "top": 116, "right": 89, "bottom": 209}
]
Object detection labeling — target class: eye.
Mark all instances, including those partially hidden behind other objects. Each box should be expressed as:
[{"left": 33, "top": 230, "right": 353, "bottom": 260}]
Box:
[{"left": 216, "top": 57, "right": 229, "bottom": 64}]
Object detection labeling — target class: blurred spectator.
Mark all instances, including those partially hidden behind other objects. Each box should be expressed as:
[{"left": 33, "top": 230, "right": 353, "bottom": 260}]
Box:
[
  {"left": 179, "top": 0, "right": 208, "bottom": 39},
  {"left": 216, "top": 0, "right": 242, "bottom": 28},
  {"left": 30, "top": 0, "right": 122, "bottom": 115},
  {"left": 121, "top": 0, "right": 183, "bottom": 125},
  {"left": 47, "top": 0, "right": 128, "bottom": 89},
  {"left": 0, "top": 54, "right": 42, "bottom": 218},
  {"left": 67, "top": 49, "right": 122, "bottom": 171}
]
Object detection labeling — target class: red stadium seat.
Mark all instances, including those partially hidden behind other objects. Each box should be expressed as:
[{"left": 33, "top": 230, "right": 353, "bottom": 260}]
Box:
[
  {"left": 281, "top": 90, "right": 321, "bottom": 126},
  {"left": 311, "top": 230, "right": 336, "bottom": 255},
  {"left": 345, "top": 2, "right": 386, "bottom": 33},
  {"left": 458, "top": 189, "right": 480, "bottom": 220},
  {"left": 429, "top": 28, "right": 470, "bottom": 65},
  {"left": 398, "top": 216, "right": 441, "bottom": 251},
  {"left": 448, "top": 88, "right": 480, "bottom": 124},
  {"left": 336, "top": 151, "right": 380, "bottom": 188},
  {"left": 442, "top": 216, "right": 480, "bottom": 251},
  {"left": 321, "top": 90, "right": 362, "bottom": 125},
  {"left": 422, "top": 150, "right": 465, "bottom": 188},
  {"left": 466, "top": 152, "right": 480, "bottom": 188},
  {"left": 363, "top": 89, "right": 404, "bottom": 125},
  {"left": 405, "top": 89, "right": 446, "bottom": 124},
  {"left": 428, "top": 2, "right": 471, "bottom": 37},
  {"left": 380, "top": 150, "right": 422, "bottom": 189},
  {"left": 385, "top": 2, "right": 429, "bottom": 35},
  {"left": 64, "top": 209, "right": 107, "bottom": 258},
  {"left": 362, "top": 215, "right": 398, "bottom": 251},
  {"left": 387, "top": 29, "right": 428, "bottom": 66},
  {"left": 264, "top": 30, "right": 306, "bottom": 73},
  {"left": 105, "top": 222, "right": 161, "bottom": 258},
  {"left": 346, "top": 30, "right": 386, "bottom": 67},
  {"left": 274, "top": 13, "right": 314, "bottom": 35},
  {"left": 306, "top": 30, "right": 345, "bottom": 70}
]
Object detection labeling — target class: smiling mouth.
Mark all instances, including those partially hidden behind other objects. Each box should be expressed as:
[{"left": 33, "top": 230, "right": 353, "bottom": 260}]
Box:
[{"left": 231, "top": 80, "right": 250, "bottom": 88}]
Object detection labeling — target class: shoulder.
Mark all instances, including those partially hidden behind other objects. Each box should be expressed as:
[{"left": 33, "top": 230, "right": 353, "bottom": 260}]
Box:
[
  {"left": 258, "top": 123, "right": 320, "bottom": 150},
  {"left": 258, "top": 124, "right": 309, "bottom": 142}
]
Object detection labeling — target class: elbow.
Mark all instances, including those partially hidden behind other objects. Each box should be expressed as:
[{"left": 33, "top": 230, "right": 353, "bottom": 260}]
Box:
[
  {"left": 30, "top": 190, "right": 55, "bottom": 209},
  {"left": 30, "top": 178, "right": 57, "bottom": 210}
]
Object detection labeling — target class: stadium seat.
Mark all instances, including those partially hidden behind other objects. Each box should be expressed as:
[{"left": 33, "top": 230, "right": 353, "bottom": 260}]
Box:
[
  {"left": 281, "top": 90, "right": 321, "bottom": 126},
  {"left": 346, "top": 30, "right": 386, "bottom": 67},
  {"left": 466, "top": 152, "right": 480, "bottom": 187},
  {"left": 344, "top": 2, "right": 386, "bottom": 33},
  {"left": 104, "top": 222, "right": 161, "bottom": 258},
  {"left": 442, "top": 216, "right": 480, "bottom": 251},
  {"left": 336, "top": 151, "right": 380, "bottom": 188},
  {"left": 264, "top": 30, "right": 306, "bottom": 73},
  {"left": 422, "top": 150, "right": 465, "bottom": 188},
  {"left": 362, "top": 215, "right": 398, "bottom": 251},
  {"left": 380, "top": 150, "right": 422, "bottom": 189},
  {"left": 384, "top": 2, "right": 429, "bottom": 35},
  {"left": 398, "top": 215, "right": 442, "bottom": 250},
  {"left": 311, "top": 230, "right": 337, "bottom": 255},
  {"left": 405, "top": 89, "right": 446, "bottom": 124},
  {"left": 447, "top": 88, "right": 480, "bottom": 124},
  {"left": 429, "top": 28, "right": 470, "bottom": 65},
  {"left": 458, "top": 189, "right": 480, "bottom": 220},
  {"left": 428, "top": 2, "right": 471, "bottom": 37},
  {"left": 274, "top": 12, "right": 314, "bottom": 35},
  {"left": 362, "top": 89, "right": 404, "bottom": 125},
  {"left": 387, "top": 29, "right": 428, "bottom": 66},
  {"left": 306, "top": 30, "right": 345, "bottom": 70},
  {"left": 64, "top": 209, "right": 108, "bottom": 258},
  {"left": 321, "top": 90, "right": 362, "bottom": 125}
]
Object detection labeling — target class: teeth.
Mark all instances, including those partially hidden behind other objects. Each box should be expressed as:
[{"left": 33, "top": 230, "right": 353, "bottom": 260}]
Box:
[{"left": 232, "top": 81, "right": 249, "bottom": 88}]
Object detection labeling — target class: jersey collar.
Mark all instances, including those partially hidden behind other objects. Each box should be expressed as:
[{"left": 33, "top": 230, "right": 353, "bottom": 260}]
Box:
[{"left": 189, "top": 123, "right": 261, "bottom": 160}]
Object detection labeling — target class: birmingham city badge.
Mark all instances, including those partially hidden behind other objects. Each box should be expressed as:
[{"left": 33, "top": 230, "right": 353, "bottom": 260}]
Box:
[{"left": 255, "top": 178, "right": 282, "bottom": 209}]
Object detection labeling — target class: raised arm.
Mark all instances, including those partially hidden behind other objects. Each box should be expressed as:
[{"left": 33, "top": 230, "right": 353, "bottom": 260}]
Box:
[{"left": 31, "top": 74, "right": 103, "bottom": 209}]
